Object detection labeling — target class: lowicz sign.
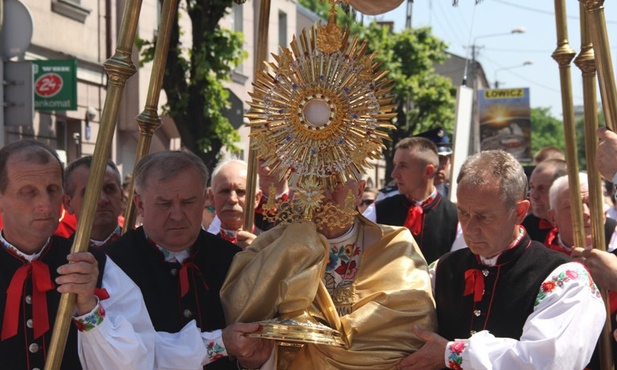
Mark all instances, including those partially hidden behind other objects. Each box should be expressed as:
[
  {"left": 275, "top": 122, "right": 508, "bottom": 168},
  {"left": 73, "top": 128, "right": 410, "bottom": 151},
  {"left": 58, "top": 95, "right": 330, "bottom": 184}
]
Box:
[{"left": 32, "top": 59, "right": 77, "bottom": 111}]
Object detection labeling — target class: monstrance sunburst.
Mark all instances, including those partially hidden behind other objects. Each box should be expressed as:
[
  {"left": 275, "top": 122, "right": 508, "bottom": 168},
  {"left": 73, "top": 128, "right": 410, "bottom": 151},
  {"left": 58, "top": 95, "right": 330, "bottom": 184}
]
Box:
[{"left": 246, "top": 8, "right": 396, "bottom": 222}]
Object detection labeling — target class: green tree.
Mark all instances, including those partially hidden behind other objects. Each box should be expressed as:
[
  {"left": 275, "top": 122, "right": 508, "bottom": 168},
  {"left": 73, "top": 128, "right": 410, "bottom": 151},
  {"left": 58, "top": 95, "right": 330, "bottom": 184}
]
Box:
[
  {"left": 574, "top": 110, "right": 605, "bottom": 171},
  {"left": 530, "top": 107, "right": 565, "bottom": 159},
  {"left": 357, "top": 24, "right": 456, "bottom": 176},
  {"left": 138, "top": 0, "right": 246, "bottom": 171},
  {"left": 298, "top": 0, "right": 330, "bottom": 19}
]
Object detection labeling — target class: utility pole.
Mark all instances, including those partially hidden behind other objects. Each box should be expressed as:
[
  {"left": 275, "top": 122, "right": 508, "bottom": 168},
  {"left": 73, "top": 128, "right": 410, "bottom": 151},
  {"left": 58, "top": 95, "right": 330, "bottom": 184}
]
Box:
[{"left": 405, "top": 0, "right": 413, "bottom": 29}]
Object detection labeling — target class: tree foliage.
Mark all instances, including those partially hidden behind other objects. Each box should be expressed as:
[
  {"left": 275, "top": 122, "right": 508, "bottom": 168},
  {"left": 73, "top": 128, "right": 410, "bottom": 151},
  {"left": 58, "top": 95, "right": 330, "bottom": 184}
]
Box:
[
  {"left": 529, "top": 107, "right": 596, "bottom": 170},
  {"left": 354, "top": 24, "right": 456, "bottom": 176},
  {"left": 138, "top": 0, "right": 246, "bottom": 172},
  {"left": 530, "top": 107, "right": 565, "bottom": 157},
  {"left": 298, "top": 0, "right": 330, "bottom": 19}
]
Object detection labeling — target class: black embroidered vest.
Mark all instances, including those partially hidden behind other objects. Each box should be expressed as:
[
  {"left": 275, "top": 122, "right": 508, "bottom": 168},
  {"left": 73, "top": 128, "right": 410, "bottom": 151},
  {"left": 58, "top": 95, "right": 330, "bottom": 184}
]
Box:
[
  {"left": 376, "top": 192, "right": 458, "bottom": 263},
  {"left": 103, "top": 227, "right": 240, "bottom": 370},
  {"left": 434, "top": 234, "right": 571, "bottom": 341}
]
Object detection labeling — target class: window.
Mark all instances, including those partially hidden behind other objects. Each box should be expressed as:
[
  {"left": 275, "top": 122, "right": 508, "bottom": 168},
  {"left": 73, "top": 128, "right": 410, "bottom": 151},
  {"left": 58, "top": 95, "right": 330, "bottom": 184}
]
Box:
[
  {"left": 52, "top": 0, "right": 91, "bottom": 23},
  {"left": 232, "top": 3, "right": 244, "bottom": 75},
  {"left": 278, "top": 11, "right": 288, "bottom": 48}
]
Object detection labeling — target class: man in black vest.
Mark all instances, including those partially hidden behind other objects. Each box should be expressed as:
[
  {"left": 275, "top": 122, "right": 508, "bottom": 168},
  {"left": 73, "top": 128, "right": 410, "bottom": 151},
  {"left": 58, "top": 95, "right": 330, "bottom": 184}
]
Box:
[
  {"left": 0, "top": 140, "right": 155, "bottom": 369},
  {"left": 397, "top": 150, "right": 605, "bottom": 370},
  {"left": 366, "top": 137, "right": 458, "bottom": 264},
  {"left": 103, "top": 151, "right": 269, "bottom": 370},
  {"left": 522, "top": 158, "right": 567, "bottom": 245},
  {"left": 62, "top": 156, "right": 124, "bottom": 246}
]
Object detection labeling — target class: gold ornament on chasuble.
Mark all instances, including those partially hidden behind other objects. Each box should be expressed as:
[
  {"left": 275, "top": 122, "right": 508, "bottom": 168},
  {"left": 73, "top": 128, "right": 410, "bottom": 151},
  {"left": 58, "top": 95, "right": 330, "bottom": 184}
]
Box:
[{"left": 246, "top": 5, "right": 396, "bottom": 230}]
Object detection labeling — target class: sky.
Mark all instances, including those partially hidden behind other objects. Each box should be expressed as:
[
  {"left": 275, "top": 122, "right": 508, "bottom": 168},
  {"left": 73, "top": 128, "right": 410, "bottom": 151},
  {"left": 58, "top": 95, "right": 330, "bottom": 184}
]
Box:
[{"left": 366, "top": 0, "right": 617, "bottom": 119}]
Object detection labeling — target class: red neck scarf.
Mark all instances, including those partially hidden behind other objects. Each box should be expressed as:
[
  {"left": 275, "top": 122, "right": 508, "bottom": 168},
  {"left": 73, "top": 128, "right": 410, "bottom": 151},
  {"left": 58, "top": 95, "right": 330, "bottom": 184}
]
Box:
[{"left": 403, "top": 191, "right": 437, "bottom": 236}]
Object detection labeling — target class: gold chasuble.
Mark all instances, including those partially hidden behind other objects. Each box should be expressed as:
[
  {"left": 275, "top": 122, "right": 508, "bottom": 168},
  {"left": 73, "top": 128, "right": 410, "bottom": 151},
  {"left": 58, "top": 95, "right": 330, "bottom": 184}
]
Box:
[{"left": 221, "top": 217, "right": 436, "bottom": 369}]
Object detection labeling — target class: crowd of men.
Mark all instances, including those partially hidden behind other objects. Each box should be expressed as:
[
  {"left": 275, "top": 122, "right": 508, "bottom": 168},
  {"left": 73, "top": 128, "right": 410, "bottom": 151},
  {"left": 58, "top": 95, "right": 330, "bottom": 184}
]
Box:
[{"left": 1, "top": 126, "right": 617, "bottom": 369}]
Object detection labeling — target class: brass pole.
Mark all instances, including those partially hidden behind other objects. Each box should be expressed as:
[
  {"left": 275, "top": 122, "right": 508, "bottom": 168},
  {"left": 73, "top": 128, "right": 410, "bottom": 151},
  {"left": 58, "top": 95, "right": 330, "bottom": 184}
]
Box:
[
  {"left": 551, "top": 0, "right": 585, "bottom": 250},
  {"left": 44, "top": 0, "right": 143, "bottom": 369},
  {"left": 243, "top": 0, "right": 272, "bottom": 232},
  {"left": 581, "top": 0, "right": 616, "bottom": 132},
  {"left": 574, "top": 3, "right": 614, "bottom": 369},
  {"left": 122, "top": 0, "right": 179, "bottom": 233}
]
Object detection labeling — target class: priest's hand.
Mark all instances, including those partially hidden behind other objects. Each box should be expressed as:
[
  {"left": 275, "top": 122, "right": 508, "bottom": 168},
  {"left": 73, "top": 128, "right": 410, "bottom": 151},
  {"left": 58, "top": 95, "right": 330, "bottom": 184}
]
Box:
[
  {"left": 396, "top": 325, "right": 447, "bottom": 370},
  {"left": 223, "top": 322, "right": 273, "bottom": 369},
  {"left": 56, "top": 252, "right": 99, "bottom": 315},
  {"left": 572, "top": 247, "right": 617, "bottom": 291},
  {"left": 236, "top": 230, "right": 257, "bottom": 250},
  {"left": 596, "top": 127, "right": 617, "bottom": 181}
]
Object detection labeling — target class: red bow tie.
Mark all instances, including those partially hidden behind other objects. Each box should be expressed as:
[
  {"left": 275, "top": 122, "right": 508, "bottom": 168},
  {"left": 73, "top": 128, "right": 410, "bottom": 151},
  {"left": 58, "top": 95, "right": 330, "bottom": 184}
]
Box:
[
  {"left": 464, "top": 269, "right": 485, "bottom": 303},
  {"left": 2, "top": 260, "right": 55, "bottom": 341}
]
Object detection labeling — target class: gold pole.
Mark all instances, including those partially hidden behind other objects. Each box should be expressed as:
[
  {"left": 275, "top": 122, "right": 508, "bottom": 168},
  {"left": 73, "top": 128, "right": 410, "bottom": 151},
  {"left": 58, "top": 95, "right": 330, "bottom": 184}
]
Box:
[
  {"left": 551, "top": 0, "right": 585, "bottom": 250},
  {"left": 581, "top": 0, "right": 616, "bottom": 132},
  {"left": 122, "top": 0, "right": 179, "bottom": 233},
  {"left": 574, "top": 4, "right": 614, "bottom": 369},
  {"left": 44, "top": 1, "right": 143, "bottom": 369},
  {"left": 243, "top": 0, "right": 272, "bottom": 232}
]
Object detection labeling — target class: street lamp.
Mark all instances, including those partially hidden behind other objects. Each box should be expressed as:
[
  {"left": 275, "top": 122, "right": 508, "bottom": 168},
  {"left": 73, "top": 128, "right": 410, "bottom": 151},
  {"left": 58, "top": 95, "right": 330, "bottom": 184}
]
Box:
[
  {"left": 463, "top": 27, "right": 526, "bottom": 87},
  {"left": 494, "top": 61, "right": 533, "bottom": 88}
]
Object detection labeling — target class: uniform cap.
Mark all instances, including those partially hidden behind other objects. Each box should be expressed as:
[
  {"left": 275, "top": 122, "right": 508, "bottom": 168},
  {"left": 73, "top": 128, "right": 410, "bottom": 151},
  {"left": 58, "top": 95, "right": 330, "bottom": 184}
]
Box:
[{"left": 416, "top": 127, "right": 453, "bottom": 156}]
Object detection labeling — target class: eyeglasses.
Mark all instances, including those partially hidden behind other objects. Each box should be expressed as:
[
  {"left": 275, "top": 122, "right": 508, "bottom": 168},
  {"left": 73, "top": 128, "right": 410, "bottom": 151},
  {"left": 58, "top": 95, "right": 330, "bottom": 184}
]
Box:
[{"left": 361, "top": 199, "right": 375, "bottom": 206}]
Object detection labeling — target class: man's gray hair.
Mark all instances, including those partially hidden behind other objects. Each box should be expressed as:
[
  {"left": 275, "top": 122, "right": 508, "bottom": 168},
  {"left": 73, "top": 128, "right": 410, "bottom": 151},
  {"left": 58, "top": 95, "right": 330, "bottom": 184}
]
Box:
[
  {"left": 457, "top": 150, "right": 527, "bottom": 208},
  {"left": 134, "top": 150, "right": 209, "bottom": 192},
  {"left": 548, "top": 172, "right": 588, "bottom": 211},
  {"left": 211, "top": 159, "right": 259, "bottom": 190}
]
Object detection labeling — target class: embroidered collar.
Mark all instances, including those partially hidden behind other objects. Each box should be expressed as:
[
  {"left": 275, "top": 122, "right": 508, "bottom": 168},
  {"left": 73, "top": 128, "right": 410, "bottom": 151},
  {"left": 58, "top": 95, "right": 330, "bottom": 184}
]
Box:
[
  {"left": 91, "top": 225, "right": 123, "bottom": 247},
  {"left": 409, "top": 188, "right": 438, "bottom": 207},
  {"left": 144, "top": 232, "right": 191, "bottom": 263},
  {"left": 0, "top": 231, "right": 51, "bottom": 262},
  {"left": 220, "top": 228, "right": 238, "bottom": 241},
  {"left": 156, "top": 245, "right": 190, "bottom": 264}
]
